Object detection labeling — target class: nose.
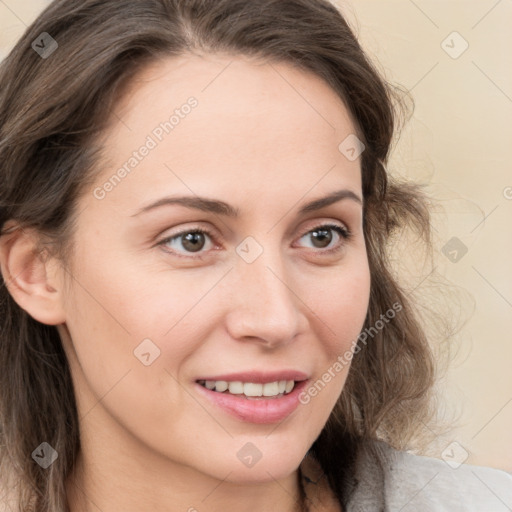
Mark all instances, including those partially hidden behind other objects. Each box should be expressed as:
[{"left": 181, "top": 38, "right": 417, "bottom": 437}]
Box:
[{"left": 224, "top": 250, "right": 307, "bottom": 348}]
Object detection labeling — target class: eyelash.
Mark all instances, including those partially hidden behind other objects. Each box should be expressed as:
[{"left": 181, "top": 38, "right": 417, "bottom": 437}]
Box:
[{"left": 157, "top": 223, "right": 352, "bottom": 260}]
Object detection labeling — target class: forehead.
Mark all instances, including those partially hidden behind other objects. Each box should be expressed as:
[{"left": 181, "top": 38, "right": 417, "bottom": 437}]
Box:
[
  {"left": 115, "top": 52, "right": 356, "bottom": 127},
  {"left": 88, "top": 53, "right": 362, "bottom": 214}
]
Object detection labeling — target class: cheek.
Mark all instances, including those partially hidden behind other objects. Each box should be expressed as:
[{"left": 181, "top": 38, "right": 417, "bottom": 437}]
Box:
[
  {"left": 290, "top": 257, "right": 370, "bottom": 415},
  {"left": 60, "top": 253, "right": 219, "bottom": 444},
  {"left": 305, "top": 259, "right": 371, "bottom": 357},
  {"left": 62, "top": 248, "right": 230, "bottom": 386}
]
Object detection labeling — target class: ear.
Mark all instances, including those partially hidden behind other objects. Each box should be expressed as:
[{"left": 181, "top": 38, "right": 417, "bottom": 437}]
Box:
[{"left": 0, "top": 223, "right": 66, "bottom": 325}]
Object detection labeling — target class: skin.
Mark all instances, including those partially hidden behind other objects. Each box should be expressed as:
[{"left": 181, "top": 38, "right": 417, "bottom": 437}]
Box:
[{"left": 0, "top": 53, "right": 370, "bottom": 511}]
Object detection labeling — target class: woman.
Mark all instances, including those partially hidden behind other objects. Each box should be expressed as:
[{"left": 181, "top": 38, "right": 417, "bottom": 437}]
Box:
[{"left": 0, "top": 0, "right": 510, "bottom": 511}]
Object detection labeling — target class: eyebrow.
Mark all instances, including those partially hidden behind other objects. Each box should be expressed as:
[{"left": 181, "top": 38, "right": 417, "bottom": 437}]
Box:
[{"left": 130, "top": 188, "right": 362, "bottom": 218}]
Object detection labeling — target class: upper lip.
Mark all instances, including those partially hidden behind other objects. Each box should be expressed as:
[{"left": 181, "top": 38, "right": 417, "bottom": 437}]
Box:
[{"left": 196, "top": 370, "right": 309, "bottom": 383}]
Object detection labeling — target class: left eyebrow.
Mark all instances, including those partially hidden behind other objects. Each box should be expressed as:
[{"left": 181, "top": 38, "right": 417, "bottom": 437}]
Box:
[
  {"left": 298, "top": 189, "right": 362, "bottom": 213},
  {"left": 130, "top": 188, "right": 363, "bottom": 218}
]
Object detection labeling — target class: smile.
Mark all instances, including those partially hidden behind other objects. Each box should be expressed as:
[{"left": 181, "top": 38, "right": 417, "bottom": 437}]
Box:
[{"left": 197, "top": 379, "right": 296, "bottom": 398}]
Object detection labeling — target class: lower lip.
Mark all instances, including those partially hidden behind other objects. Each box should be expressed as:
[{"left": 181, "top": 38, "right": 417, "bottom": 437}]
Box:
[{"left": 195, "top": 380, "right": 308, "bottom": 424}]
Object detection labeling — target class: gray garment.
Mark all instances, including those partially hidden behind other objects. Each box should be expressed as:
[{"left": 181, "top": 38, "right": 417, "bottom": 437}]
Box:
[{"left": 345, "top": 439, "right": 512, "bottom": 512}]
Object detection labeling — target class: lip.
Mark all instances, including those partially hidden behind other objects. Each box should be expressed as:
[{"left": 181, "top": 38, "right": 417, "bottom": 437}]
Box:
[{"left": 195, "top": 370, "right": 309, "bottom": 424}]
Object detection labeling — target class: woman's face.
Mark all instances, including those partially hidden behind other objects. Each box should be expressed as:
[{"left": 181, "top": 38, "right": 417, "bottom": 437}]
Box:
[{"left": 57, "top": 53, "right": 370, "bottom": 483}]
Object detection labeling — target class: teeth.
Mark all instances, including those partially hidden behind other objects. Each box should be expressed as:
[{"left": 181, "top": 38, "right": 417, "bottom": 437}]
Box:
[
  {"left": 201, "top": 379, "right": 296, "bottom": 397},
  {"left": 215, "top": 380, "right": 228, "bottom": 392},
  {"left": 262, "top": 381, "right": 279, "bottom": 396},
  {"left": 243, "top": 383, "right": 262, "bottom": 396},
  {"left": 228, "top": 381, "right": 244, "bottom": 394}
]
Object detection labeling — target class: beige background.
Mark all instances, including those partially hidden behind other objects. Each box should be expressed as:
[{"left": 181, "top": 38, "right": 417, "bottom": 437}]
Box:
[{"left": 1, "top": 0, "right": 511, "bottom": 471}]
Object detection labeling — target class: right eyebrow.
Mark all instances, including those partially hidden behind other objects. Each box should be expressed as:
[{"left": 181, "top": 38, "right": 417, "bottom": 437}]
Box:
[{"left": 130, "top": 195, "right": 240, "bottom": 218}]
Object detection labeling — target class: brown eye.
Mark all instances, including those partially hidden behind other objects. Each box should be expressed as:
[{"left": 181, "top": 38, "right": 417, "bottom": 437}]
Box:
[
  {"left": 180, "top": 231, "right": 206, "bottom": 252},
  {"left": 159, "top": 228, "right": 214, "bottom": 257},
  {"left": 310, "top": 227, "right": 333, "bottom": 249},
  {"left": 297, "top": 224, "right": 351, "bottom": 253}
]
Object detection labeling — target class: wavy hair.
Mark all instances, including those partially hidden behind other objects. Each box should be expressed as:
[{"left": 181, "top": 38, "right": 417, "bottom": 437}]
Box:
[{"left": 0, "top": 0, "right": 451, "bottom": 510}]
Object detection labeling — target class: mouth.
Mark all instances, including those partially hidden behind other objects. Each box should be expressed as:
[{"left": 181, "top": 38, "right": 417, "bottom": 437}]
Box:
[
  {"left": 196, "top": 379, "right": 296, "bottom": 399},
  {"left": 194, "top": 371, "right": 309, "bottom": 423}
]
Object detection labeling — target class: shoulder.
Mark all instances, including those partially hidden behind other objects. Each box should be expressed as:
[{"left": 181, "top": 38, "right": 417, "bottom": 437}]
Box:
[{"left": 347, "top": 438, "right": 512, "bottom": 512}]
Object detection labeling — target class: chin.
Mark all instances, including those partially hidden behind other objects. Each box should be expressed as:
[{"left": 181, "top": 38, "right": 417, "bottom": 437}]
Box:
[
  {"left": 218, "top": 456, "right": 302, "bottom": 484},
  {"left": 198, "top": 434, "right": 310, "bottom": 483}
]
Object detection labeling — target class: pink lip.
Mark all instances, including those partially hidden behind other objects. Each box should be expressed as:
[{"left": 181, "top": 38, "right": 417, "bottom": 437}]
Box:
[{"left": 195, "top": 371, "right": 309, "bottom": 424}]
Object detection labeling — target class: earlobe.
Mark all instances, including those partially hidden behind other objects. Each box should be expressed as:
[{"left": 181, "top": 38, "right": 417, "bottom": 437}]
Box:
[{"left": 0, "top": 224, "right": 66, "bottom": 325}]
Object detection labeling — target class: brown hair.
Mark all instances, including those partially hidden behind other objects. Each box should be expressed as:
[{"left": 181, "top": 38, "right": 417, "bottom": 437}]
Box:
[{"left": 0, "top": 0, "right": 450, "bottom": 510}]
